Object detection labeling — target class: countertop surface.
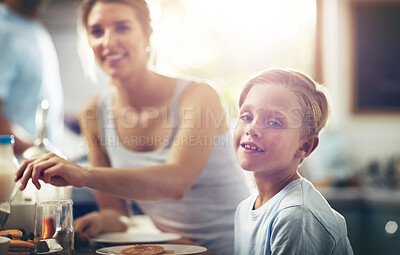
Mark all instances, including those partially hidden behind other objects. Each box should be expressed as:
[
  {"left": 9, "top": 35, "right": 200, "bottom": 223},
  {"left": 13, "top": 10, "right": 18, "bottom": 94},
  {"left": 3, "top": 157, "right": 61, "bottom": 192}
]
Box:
[{"left": 319, "top": 186, "right": 400, "bottom": 207}]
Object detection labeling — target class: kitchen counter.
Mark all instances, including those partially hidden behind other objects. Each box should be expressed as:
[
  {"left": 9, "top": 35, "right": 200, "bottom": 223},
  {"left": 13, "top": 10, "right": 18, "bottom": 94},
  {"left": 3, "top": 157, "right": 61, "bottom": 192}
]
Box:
[
  {"left": 318, "top": 186, "right": 400, "bottom": 255},
  {"left": 320, "top": 186, "right": 400, "bottom": 204}
]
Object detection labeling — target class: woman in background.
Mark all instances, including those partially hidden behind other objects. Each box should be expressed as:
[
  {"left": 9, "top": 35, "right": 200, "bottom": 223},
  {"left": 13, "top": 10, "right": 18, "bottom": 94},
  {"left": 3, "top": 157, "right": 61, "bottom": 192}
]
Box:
[{"left": 16, "top": 1, "right": 249, "bottom": 254}]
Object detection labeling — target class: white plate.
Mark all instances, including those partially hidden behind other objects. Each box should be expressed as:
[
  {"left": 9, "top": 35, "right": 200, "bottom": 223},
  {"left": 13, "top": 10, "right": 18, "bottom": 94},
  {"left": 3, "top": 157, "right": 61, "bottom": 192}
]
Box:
[
  {"left": 89, "top": 232, "right": 181, "bottom": 244},
  {"left": 36, "top": 247, "right": 63, "bottom": 255},
  {"left": 36, "top": 239, "right": 63, "bottom": 254},
  {"left": 96, "top": 244, "right": 207, "bottom": 255}
]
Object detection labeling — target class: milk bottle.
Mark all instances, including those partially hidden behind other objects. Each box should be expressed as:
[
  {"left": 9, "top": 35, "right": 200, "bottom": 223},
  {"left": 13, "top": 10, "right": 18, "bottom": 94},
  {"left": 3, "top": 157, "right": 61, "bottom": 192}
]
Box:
[{"left": 0, "top": 135, "right": 20, "bottom": 203}]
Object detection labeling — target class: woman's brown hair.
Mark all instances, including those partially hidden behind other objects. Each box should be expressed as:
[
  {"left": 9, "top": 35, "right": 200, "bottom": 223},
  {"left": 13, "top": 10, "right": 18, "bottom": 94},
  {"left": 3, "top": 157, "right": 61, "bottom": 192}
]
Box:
[{"left": 80, "top": 0, "right": 152, "bottom": 36}]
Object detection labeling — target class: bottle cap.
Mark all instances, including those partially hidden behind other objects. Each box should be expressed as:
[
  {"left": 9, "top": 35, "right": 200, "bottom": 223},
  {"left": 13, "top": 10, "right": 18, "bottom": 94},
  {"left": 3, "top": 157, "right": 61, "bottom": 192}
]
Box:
[{"left": 0, "top": 135, "right": 15, "bottom": 144}]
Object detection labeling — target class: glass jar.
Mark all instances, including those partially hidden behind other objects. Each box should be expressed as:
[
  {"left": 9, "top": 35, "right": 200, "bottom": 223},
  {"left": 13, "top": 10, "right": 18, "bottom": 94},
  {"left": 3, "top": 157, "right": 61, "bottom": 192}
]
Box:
[{"left": 0, "top": 135, "right": 20, "bottom": 203}]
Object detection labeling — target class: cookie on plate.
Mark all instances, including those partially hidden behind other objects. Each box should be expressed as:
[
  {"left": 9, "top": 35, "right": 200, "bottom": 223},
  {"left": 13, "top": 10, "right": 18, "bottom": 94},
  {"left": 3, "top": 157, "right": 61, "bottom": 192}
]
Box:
[{"left": 121, "top": 245, "right": 165, "bottom": 255}]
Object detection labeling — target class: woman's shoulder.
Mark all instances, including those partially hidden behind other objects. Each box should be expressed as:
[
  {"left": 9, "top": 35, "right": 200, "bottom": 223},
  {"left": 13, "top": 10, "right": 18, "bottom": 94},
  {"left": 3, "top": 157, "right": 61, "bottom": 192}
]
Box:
[
  {"left": 184, "top": 79, "right": 215, "bottom": 90},
  {"left": 180, "top": 80, "right": 220, "bottom": 102},
  {"left": 179, "top": 80, "right": 227, "bottom": 132}
]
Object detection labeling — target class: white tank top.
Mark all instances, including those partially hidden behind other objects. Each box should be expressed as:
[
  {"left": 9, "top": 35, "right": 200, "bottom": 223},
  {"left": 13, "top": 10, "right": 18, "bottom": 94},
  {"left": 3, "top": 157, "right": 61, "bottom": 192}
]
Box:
[{"left": 98, "top": 79, "right": 250, "bottom": 255}]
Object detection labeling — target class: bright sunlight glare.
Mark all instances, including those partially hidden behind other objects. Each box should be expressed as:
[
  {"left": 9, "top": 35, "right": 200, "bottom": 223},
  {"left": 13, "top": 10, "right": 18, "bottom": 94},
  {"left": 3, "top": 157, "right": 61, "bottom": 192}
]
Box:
[{"left": 148, "top": 0, "right": 316, "bottom": 106}]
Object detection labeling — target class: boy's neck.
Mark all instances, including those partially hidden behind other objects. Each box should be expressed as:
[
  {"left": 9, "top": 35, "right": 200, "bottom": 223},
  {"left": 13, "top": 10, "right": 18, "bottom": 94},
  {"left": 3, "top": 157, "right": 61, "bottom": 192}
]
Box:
[{"left": 253, "top": 171, "right": 300, "bottom": 209}]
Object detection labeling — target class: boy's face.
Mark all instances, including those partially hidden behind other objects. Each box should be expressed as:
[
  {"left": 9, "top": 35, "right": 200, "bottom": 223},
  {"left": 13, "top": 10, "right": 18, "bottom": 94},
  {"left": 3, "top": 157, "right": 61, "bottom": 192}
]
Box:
[{"left": 234, "top": 84, "right": 305, "bottom": 176}]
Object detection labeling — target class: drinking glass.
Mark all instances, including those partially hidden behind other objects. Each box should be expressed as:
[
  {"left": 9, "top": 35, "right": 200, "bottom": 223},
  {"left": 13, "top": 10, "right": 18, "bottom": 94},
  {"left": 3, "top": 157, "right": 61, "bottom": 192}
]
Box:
[
  {"left": 0, "top": 236, "right": 10, "bottom": 254},
  {"left": 34, "top": 200, "right": 74, "bottom": 255}
]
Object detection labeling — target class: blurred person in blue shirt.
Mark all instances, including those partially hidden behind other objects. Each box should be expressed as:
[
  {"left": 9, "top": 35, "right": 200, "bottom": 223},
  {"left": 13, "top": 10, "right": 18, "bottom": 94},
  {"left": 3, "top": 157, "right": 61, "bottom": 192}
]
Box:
[{"left": 0, "top": 0, "right": 63, "bottom": 155}]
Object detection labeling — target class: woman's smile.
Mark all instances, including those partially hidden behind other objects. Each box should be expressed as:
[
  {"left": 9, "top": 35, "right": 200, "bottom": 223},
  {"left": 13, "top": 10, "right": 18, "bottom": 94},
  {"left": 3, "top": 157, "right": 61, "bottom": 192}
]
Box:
[{"left": 102, "top": 52, "right": 128, "bottom": 64}]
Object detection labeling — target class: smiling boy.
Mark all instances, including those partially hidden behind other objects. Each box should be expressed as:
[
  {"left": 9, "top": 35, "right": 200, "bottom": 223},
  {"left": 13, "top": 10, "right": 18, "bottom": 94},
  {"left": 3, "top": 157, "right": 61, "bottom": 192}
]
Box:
[{"left": 233, "top": 68, "right": 353, "bottom": 255}]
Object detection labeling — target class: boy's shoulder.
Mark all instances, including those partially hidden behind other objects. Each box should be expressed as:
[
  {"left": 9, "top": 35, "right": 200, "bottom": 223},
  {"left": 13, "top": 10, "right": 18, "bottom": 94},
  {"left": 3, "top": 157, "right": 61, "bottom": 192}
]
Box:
[{"left": 276, "top": 178, "right": 348, "bottom": 242}]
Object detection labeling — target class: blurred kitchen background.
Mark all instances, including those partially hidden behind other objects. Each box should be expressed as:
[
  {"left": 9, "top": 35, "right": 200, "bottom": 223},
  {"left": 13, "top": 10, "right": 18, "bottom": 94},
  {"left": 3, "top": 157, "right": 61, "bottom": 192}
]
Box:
[{"left": 6, "top": 0, "right": 400, "bottom": 254}]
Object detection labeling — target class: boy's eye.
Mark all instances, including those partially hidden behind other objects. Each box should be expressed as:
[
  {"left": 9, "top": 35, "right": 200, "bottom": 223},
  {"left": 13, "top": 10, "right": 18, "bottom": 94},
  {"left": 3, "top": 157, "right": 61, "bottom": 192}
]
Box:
[
  {"left": 266, "top": 120, "right": 283, "bottom": 128},
  {"left": 239, "top": 114, "right": 252, "bottom": 122}
]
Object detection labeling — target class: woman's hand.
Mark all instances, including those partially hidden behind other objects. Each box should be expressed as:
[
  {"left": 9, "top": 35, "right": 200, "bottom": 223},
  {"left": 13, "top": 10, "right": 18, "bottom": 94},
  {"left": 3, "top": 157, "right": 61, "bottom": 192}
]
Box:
[
  {"left": 73, "top": 210, "right": 128, "bottom": 242},
  {"left": 73, "top": 211, "right": 104, "bottom": 242},
  {"left": 15, "top": 152, "right": 88, "bottom": 190}
]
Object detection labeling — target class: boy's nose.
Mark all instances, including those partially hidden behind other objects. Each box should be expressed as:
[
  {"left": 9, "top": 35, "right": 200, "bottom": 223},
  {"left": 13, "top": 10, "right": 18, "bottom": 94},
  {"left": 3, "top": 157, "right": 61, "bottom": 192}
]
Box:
[{"left": 245, "top": 124, "right": 262, "bottom": 138}]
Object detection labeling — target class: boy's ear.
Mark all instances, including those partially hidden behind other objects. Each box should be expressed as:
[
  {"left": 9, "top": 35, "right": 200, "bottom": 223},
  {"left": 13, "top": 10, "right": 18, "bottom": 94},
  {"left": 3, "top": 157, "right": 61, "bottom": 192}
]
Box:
[{"left": 295, "top": 135, "right": 319, "bottom": 159}]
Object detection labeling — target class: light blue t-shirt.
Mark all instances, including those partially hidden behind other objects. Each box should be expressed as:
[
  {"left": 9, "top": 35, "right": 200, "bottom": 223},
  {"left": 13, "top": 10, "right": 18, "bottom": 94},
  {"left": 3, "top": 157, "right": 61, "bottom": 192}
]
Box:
[
  {"left": 234, "top": 177, "right": 353, "bottom": 255},
  {"left": 0, "top": 4, "right": 63, "bottom": 145}
]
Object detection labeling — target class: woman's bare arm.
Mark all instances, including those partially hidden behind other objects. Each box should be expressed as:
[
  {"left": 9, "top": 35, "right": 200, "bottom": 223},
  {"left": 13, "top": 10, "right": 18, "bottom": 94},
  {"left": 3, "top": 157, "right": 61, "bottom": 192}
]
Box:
[{"left": 16, "top": 83, "right": 227, "bottom": 201}]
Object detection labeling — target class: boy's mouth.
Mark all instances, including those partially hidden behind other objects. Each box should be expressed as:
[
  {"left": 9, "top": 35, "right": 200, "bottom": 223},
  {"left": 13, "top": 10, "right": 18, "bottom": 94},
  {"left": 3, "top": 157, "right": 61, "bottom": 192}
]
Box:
[{"left": 241, "top": 142, "right": 265, "bottom": 152}]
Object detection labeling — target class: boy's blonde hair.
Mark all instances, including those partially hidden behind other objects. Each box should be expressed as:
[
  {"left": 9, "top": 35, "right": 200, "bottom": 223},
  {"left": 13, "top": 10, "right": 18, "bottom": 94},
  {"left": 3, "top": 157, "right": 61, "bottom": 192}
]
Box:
[{"left": 239, "top": 68, "right": 330, "bottom": 138}]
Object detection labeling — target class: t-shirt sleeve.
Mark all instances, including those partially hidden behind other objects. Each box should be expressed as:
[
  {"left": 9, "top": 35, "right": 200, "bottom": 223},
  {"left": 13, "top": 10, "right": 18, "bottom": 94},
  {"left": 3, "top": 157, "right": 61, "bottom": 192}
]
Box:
[
  {"left": 270, "top": 206, "right": 335, "bottom": 255},
  {"left": 0, "top": 32, "right": 17, "bottom": 100}
]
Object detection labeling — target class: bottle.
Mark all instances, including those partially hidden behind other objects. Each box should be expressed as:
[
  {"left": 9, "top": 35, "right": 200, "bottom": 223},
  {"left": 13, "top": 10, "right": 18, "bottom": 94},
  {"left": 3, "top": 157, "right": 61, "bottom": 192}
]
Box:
[
  {"left": 22, "top": 100, "right": 66, "bottom": 201},
  {"left": 22, "top": 99, "right": 63, "bottom": 159},
  {"left": 0, "top": 135, "right": 21, "bottom": 203}
]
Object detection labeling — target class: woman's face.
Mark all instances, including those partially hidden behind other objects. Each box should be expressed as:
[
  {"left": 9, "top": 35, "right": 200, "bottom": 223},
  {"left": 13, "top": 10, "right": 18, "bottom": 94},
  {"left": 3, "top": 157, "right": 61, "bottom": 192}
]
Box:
[{"left": 86, "top": 2, "right": 150, "bottom": 79}]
